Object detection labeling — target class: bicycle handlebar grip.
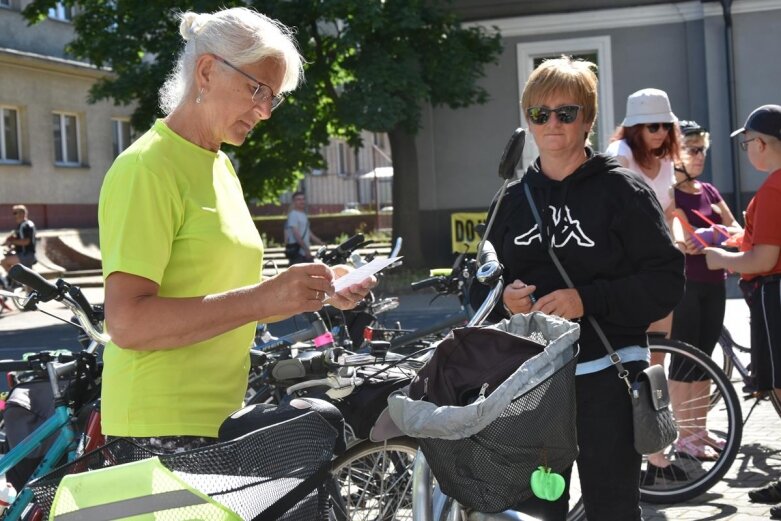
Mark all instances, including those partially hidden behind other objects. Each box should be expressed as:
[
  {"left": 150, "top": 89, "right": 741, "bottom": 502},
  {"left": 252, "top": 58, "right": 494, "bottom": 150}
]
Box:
[
  {"left": 335, "top": 234, "right": 365, "bottom": 256},
  {"left": 9, "top": 264, "right": 59, "bottom": 302},
  {"left": 410, "top": 276, "right": 442, "bottom": 291},
  {"left": 478, "top": 240, "right": 499, "bottom": 266}
]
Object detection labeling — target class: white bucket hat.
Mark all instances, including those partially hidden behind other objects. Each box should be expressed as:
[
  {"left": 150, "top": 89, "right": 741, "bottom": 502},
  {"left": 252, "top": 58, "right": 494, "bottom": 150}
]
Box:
[{"left": 621, "top": 88, "right": 677, "bottom": 127}]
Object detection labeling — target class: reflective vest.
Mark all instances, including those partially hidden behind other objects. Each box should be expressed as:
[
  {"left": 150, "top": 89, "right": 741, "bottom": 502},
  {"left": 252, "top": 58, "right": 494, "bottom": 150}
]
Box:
[{"left": 50, "top": 456, "right": 241, "bottom": 521}]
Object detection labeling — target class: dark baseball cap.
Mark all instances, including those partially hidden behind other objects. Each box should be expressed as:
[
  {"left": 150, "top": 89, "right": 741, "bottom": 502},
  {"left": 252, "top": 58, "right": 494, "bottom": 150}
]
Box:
[{"left": 730, "top": 104, "right": 781, "bottom": 140}]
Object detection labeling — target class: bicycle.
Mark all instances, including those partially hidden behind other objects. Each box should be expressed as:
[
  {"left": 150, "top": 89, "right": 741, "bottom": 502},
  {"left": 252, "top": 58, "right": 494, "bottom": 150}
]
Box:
[
  {"left": 715, "top": 323, "right": 781, "bottom": 418},
  {"left": 0, "top": 264, "right": 108, "bottom": 520},
  {"left": 7, "top": 269, "right": 348, "bottom": 521},
  {"left": 250, "top": 326, "right": 425, "bottom": 520}
]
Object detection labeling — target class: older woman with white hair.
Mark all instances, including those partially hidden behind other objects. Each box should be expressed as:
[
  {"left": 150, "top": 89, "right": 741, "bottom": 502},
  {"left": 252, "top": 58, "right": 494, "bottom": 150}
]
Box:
[{"left": 99, "top": 7, "right": 373, "bottom": 453}]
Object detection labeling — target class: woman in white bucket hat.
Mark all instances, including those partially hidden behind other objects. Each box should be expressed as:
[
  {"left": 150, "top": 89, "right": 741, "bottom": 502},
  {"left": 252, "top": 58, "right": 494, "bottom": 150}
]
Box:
[
  {"left": 606, "top": 88, "right": 681, "bottom": 216},
  {"left": 606, "top": 88, "right": 688, "bottom": 479}
]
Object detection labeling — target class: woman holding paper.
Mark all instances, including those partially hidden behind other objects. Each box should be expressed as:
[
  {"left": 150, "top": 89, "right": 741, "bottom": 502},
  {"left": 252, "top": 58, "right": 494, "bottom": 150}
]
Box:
[
  {"left": 668, "top": 120, "right": 742, "bottom": 459},
  {"left": 99, "top": 7, "right": 373, "bottom": 453}
]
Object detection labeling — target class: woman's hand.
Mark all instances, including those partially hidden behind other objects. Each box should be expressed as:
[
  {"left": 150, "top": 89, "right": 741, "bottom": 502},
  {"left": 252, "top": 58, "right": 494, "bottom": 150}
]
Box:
[
  {"left": 531, "top": 288, "right": 584, "bottom": 320},
  {"left": 262, "top": 263, "right": 335, "bottom": 316},
  {"left": 503, "top": 280, "right": 537, "bottom": 315},
  {"left": 324, "top": 264, "right": 377, "bottom": 310}
]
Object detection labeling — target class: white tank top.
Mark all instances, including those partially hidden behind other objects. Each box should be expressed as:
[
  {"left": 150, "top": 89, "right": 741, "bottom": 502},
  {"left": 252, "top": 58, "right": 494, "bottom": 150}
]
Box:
[{"left": 605, "top": 139, "right": 674, "bottom": 211}]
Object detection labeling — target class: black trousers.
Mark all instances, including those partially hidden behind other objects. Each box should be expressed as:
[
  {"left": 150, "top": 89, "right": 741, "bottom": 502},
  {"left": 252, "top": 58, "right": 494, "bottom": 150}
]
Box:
[
  {"left": 750, "top": 278, "right": 781, "bottom": 390},
  {"left": 670, "top": 280, "right": 726, "bottom": 381},
  {"left": 515, "top": 361, "right": 646, "bottom": 521}
]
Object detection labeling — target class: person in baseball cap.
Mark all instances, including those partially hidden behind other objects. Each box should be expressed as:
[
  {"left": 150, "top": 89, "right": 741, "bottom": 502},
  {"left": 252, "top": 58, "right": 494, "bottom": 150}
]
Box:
[
  {"left": 708, "top": 104, "right": 781, "bottom": 514},
  {"left": 730, "top": 104, "right": 781, "bottom": 141}
]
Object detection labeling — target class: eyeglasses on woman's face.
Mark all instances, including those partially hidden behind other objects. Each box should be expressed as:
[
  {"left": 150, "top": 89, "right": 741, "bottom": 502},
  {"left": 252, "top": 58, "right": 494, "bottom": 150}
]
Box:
[
  {"left": 683, "top": 145, "right": 707, "bottom": 157},
  {"left": 213, "top": 55, "right": 285, "bottom": 111},
  {"left": 526, "top": 105, "right": 583, "bottom": 125},
  {"left": 739, "top": 137, "right": 759, "bottom": 151},
  {"left": 645, "top": 122, "right": 673, "bottom": 134}
]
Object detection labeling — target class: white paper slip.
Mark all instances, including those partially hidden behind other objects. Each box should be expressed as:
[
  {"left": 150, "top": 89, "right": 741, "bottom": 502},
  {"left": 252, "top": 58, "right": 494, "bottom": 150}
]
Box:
[{"left": 333, "top": 257, "right": 402, "bottom": 292}]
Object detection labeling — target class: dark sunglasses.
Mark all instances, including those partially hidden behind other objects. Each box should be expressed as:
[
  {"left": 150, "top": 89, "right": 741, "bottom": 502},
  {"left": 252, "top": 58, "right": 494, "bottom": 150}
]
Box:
[
  {"left": 526, "top": 105, "right": 582, "bottom": 125},
  {"left": 645, "top": 122, "right": 674, "bottom": 133},
  {"left": 684, "top": 146, "right": 707, "bottom": 156}
]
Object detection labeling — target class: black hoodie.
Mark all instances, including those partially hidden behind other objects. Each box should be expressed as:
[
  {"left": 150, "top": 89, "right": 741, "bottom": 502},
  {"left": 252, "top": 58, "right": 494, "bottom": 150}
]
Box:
[{"left": 476, "top": 148, "right": 684, "bottom": 363}]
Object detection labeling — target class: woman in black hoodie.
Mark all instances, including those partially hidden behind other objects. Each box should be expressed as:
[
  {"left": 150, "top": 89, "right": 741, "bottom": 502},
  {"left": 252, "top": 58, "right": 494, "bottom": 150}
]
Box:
[{"left": 486, "top": 56, "right": 684, "bottom": 520}]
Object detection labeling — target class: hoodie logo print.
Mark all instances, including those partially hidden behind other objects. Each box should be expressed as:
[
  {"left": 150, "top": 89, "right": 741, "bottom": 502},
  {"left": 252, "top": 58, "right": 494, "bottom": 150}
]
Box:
[{"left": 514, "top": 205, "right": 595, "bottom": 247}]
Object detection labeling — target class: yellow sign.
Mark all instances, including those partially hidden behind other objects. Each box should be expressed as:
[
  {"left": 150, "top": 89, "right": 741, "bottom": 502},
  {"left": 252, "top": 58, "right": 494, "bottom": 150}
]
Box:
[{"left": 451, "top": 212, "right": 487, "bottom": 253}]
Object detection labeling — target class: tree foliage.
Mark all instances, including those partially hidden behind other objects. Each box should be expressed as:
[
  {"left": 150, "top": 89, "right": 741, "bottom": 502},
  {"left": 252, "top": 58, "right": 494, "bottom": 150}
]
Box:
[{"left": 24, "top": 0, "right": 500, "bottom": 264}]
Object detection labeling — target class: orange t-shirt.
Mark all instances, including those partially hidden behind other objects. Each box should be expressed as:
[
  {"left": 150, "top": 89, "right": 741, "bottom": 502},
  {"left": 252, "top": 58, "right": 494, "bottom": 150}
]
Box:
[{"left": 741, "top": 168, "right": 781, "bottom": 280}]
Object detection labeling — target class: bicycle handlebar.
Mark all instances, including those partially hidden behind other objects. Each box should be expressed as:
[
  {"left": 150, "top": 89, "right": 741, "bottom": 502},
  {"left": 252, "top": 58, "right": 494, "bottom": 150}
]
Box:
[
  {"left": 9, "top": 264, "right": 110, "bottom": 347},
  {"left": 317, "top": 234, "right": 367, "bottom": 266},
  {"left": 9, "top": 264, "right": 59, "bottom": 301},
  {"left": 409, "top": 276, "right": 443, "bottom": 292}
]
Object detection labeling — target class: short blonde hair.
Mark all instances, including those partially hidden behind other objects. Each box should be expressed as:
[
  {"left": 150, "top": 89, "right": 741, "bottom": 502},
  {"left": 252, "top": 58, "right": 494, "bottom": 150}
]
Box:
[
  {"left": 521, "top": 55, "right": 598, "bottom": 128},
  {"left": 11, "top": 205, "right": 27, "bottom": 217}
]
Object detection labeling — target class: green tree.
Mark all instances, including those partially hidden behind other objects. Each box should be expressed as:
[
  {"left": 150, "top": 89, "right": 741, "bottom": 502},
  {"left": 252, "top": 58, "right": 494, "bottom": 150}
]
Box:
[{"left": 24, "top": 0, "right": 500, "bottom": 267}]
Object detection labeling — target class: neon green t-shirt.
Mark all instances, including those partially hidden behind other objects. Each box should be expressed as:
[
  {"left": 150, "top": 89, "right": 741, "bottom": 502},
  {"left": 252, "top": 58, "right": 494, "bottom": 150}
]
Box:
[{"left": 99, "top": 120, "right": 263, "bottom": 437}]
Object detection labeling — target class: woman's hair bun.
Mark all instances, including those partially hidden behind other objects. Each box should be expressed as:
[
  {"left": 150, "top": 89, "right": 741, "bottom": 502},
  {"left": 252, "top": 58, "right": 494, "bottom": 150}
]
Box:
[{"left": 180, "top": 12, "right": 209, "bottom": 41}]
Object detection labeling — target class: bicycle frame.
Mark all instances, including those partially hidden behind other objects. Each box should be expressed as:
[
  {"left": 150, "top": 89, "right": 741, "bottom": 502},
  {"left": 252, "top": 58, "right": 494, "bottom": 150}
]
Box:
[
  {"left": 2, "top": 405, "right": 79, "bottom": 519},
  {"left": 718, "top": 325, "right": 751, "bottom": 381},
  {"left": 2, "top": 266, "right": 109, "bottom": 519}
]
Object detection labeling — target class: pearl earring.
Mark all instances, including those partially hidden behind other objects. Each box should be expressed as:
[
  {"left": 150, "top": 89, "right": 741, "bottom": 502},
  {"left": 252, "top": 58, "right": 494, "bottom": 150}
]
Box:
[{"left": 196, "top": 88, "right": 204, "bottom": 104}]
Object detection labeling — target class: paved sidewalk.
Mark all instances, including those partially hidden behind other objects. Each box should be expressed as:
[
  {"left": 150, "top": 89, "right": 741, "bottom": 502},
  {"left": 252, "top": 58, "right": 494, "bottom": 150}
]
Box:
[{"left": 643, "top": 299, "right": 781, "bottom": 520}]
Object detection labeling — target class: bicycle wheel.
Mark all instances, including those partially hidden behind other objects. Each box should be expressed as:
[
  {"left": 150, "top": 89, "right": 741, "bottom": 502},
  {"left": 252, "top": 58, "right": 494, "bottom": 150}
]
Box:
[
  {"left": 331, "top": 437, "right": 417, "bottom": 521},
  {"left": 641, "top": 339, "right": 742, "bottom": 503}
]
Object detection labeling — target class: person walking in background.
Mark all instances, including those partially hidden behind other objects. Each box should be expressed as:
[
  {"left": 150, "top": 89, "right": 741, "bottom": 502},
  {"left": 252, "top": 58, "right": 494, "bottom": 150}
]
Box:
[
  {"left": 704, "top": 105, "right": 781, "bottom": 517},
  {"left": 482, "top": 56, "right": 684, "bottom": 520},
  {"left": 606, "top": 87, "right": 687, "bottom": 476},
  {"left": 668, "top": 120, "right": 742, "bottom": 460},
  {"left": 98, "top": 7, "right": 373, "bottom": 455},
  {"left": 284, "top": 190, "right": 324, "bottom": 265},
  {"left": 1, "top": 205, "right": 37, "bottom": 277}
]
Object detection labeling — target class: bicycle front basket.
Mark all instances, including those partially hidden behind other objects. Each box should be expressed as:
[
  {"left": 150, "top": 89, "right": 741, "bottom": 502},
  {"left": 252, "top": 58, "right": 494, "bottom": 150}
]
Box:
[
  {"left": 387, "top": 312, "right": 580, "bottom": 513},
  {"left": 29, "top": 411, "right": 336, "bottom": 521}
]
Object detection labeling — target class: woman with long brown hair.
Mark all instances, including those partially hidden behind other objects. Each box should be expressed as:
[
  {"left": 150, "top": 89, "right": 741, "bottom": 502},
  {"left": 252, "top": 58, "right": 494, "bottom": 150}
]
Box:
[{"left": 606, "top": 88, "right": 687, "bottom": 478}]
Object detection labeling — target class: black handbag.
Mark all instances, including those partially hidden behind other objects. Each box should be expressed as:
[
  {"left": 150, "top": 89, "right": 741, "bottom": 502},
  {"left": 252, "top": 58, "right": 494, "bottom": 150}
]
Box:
[
  {"left": 523, "top": 183, "right": 678, "bottom": 455},
  {"left": 630, "top": 364, "right": 678, "bottom": 454}
]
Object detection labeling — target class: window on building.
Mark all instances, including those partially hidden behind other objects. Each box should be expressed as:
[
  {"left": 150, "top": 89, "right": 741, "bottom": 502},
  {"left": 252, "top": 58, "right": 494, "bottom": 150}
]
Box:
[
  {"left": 0, "top": 107, "right": 20, "bottom": 162},
  {"left": 336, "top": 141, "right": 349, "bottom": 176},
  {"left": 0, "top": 0, "right": 12, "bottom": 9},
  {"left": 53, "top": 112, "right": 80, "bottom": 165},
  {"left": 112, "top": 119, "right": 132, "bottom": 157},
  {"left": 48, "top": 2, "right": 72, "bottom": 21}
]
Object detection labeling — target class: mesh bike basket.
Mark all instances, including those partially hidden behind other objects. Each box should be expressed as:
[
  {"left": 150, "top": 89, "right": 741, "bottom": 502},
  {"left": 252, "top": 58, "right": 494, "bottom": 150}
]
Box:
[
  {"left": 28, "top": 411, "right": 336, "bottom": 521},
  {"left": 387, "top": 312, "right": 580, "bottom": 513}
]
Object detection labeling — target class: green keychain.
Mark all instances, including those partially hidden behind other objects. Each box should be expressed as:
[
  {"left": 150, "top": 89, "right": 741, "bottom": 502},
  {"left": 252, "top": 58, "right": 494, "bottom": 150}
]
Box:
[
  {"left": 530, "top": 449, "right": 565, "bottom": 501},
  {"left": 530, "top": 465, "right": 565, "bottom": 501}
]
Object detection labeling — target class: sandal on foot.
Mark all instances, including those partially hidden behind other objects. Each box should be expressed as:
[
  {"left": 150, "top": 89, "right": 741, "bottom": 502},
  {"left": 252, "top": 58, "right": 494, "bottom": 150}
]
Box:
[
  {"left": 748, "top": 481, "right": 781, "bottom": 504},
  {"left": 675, "top": 434, "right": 719, "bottom": 461},
  {"left": 697, "top": 428, "right": 726, "bottom": 451}
]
